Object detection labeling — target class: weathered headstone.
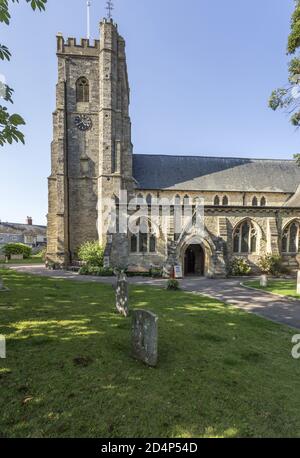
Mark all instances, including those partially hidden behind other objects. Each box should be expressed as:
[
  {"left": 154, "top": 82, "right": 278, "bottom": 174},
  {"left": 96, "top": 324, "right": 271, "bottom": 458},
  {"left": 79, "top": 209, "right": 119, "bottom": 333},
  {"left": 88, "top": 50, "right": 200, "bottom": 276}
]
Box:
[
  {"left": 297, "top": 271, "right": 300, "bottom": 295},
  {"left": 260, "top": 275, "right": 268, "bottom": 287},
  {"left": 115, "top": 271, "right": 129, "bottom": 317},
  {"left": 11, "top": 255, "right": 23, "bottom": 260},
  {"left": 132, "top": 310, "right": 158, "bottom": 367}
]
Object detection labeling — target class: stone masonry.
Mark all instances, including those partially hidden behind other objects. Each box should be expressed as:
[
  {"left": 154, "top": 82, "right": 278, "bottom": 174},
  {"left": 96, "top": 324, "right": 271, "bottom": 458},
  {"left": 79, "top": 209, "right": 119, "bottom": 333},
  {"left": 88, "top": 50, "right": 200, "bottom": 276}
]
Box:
[{"left": 47, "top": 18, "right": 300, "bottom": 277}]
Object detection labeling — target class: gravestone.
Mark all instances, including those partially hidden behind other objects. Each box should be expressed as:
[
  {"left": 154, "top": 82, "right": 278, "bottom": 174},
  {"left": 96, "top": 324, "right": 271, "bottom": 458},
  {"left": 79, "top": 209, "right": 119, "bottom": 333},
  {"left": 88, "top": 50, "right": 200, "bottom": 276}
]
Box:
[
  {"left": 0, "top": 255, "right": 5, "bottom": 262},
  {"left": 115, "top": 271, "right": 129, "bottom": 317},
  {"left": 260, "top": 275, "right": 268, "bottom": 287},
  {"left": 11, "top": 255, "right": 23, "bottom": 260},
  {"left": 297, "top": 271, "right": 300, "bottom": 295},
  {"left": 132, "top": 310, "right": 158, "bottom": 367}
]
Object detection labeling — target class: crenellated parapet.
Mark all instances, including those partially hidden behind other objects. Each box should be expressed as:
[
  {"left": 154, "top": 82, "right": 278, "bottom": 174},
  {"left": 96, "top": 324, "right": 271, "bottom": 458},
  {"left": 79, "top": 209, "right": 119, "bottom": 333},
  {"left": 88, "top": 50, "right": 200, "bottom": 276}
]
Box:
[{"left": 56, "top": 34, "right": 100, "bottom": 57}]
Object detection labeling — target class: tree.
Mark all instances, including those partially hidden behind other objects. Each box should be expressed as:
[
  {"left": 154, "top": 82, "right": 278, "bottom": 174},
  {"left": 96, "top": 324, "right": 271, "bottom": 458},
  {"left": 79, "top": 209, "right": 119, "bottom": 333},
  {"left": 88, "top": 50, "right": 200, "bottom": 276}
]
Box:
[
  {"left": 269, "top": 1, "right": 300, "bottom": 164},
  {"left": 0, "top": 0, "right": 47, "bottom": 146}
]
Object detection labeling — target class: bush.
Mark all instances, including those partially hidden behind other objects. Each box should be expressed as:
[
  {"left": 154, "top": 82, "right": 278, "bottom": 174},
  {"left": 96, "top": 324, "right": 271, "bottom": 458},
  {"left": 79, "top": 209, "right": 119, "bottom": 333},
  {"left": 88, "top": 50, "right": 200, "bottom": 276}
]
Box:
[
  {"left": 78, "top": 241, "right": 104, "bottom": 267},
  {"left": 79, "top": 265, "right": 114, "bottom": 277},
  {"left": 4, "top": 243, "right": 32, "bottom": 259},
  {"left": 258, "top": 254, "right": 284, "bottom": 276},
  {"left": 167, "top": 279, "right": 180, "bottom": 290},
  {"left": 150, "top": 268, "right": 163, "bottom": 278},
  {"left": 229, "top": 257, "right": 252, "bottom": 276}
]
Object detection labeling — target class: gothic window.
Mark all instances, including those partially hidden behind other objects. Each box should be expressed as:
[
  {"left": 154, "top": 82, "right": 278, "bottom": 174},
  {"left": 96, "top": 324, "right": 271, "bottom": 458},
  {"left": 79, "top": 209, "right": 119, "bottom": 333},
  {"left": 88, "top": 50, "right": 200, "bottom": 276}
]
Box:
[
  {"left": 76, "top": 77, "right": 89, "bottom": 103},
  {"left": 233, "top": 220, "right": 258, "bottom": 254},
  {"left": 214, "top": 195, "right": 220, "bottom": 206},
  {"left": 222, "top": 195, "right": 229, "bottom": 206},
  {"left": 174, "top": 195, "right": 181, "bottom": 205},
  {"left": 130, "top": 219, "right": 157, "bottom": 254},
  {"left": 282, "top": 221, "right": 300, "bottom": 254},
  {"left": 146, "top": 194, "right": 152, "bottom": 205},
  {"left": 184, "top": 194, "right": 190, "bottom": 205},
  {"left": 252, "top": 196, "right": 258, "bottom": 207},
  {"left": 260, "top": 196, "right": 266, "bottom": 207}
]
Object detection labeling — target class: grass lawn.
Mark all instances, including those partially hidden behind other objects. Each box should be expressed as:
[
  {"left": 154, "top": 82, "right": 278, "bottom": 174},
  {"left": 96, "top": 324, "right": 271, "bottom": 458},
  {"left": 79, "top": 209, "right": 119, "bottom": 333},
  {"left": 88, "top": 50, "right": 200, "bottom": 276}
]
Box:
[
  {"left": 244, "top": 279, "right": 300, "bottom": 299},
  {"left": 1, "top": 269, "right": 300, "bottom": 438},
  {"left": 2, "top": 256, "right": 43, "bottom": 266}
]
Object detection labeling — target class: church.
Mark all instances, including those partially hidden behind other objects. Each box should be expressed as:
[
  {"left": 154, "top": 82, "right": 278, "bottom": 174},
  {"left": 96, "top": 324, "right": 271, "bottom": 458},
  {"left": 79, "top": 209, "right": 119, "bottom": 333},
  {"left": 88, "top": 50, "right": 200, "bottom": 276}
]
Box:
[{"left": 46, "top": 17, "right": 300, "bottom": 277}]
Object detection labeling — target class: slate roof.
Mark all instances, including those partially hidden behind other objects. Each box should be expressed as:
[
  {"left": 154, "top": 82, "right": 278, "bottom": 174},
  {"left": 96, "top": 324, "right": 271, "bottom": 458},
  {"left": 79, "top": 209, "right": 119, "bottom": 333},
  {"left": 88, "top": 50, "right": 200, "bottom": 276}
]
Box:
[
  {"left": 133, "top": 154, "right": 300, "bottom": 193},
  {"left": 0, "top": 222, "right": 46, "bottom": 236}
]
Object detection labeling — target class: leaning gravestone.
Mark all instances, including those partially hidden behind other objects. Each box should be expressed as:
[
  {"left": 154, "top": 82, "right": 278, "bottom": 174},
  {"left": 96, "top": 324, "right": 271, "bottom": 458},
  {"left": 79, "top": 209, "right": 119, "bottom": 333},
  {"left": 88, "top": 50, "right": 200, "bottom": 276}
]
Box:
[
  {"left": 260, "top": 275, "right": 268, "bottom": 287},
  {"left": 115, "top": 271, "right": 129, "bottom": 317},
  {"left": 132, "top": 310, "right": 158, "bottom": 367}
]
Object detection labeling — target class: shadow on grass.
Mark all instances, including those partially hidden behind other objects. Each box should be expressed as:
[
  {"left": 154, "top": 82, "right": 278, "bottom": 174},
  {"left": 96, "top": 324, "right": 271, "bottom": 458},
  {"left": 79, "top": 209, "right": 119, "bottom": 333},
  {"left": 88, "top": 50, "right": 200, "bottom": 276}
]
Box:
[{"left": 0, "top": 269, "right": 300, "bottom": 438}]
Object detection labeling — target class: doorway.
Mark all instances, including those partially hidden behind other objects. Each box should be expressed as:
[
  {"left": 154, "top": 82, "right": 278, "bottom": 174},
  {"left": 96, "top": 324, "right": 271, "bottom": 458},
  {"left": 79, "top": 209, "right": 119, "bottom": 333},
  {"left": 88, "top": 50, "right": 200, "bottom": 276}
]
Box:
[{"left": 184, "top": 244, "right": 205, "bottom": 276}]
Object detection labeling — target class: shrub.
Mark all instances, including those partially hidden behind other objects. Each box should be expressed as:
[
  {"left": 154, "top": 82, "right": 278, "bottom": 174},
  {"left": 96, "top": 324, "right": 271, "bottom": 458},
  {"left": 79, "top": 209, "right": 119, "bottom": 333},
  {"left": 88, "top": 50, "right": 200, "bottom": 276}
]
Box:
[
  {"left": 78, "top": 241, "right": 104, "bottom": 267},
  {"left": 229, "top": 257, "right": 252, "bottom": 276},
  {"left": 79, "top": 265, "right": 114, "bottom": 277},
  {"left": 150, "top": 268, "right": 163, "bottom": 278},
  {"left": 4, "top": 243, "right": 32, "bottom": 259},
  {"left": 167, "top": 279, "right": 180, "bottom": 290},
  {"left": 258, "top": 254, "right": 284, "bottom": 276}
]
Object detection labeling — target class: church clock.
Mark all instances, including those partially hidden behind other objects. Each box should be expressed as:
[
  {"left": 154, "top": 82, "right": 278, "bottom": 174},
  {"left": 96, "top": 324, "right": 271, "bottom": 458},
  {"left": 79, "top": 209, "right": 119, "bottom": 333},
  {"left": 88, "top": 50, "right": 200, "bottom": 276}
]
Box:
[{"left": 74, "top": 115, "right": 92, "bottom": 131}]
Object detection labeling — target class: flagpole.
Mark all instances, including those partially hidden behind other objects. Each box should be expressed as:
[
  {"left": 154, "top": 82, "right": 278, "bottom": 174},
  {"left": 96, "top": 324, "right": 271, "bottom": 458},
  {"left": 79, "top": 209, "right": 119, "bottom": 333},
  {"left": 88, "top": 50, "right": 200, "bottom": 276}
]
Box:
[{"left": 87, "top": 1, "right": 91, "bottom": 39}]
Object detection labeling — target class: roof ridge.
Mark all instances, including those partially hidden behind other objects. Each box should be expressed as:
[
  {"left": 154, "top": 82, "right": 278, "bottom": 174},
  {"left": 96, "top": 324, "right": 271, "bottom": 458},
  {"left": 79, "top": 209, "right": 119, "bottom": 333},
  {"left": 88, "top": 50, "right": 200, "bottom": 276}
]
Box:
[{"left": 133, "top": 153, "right": 296, "bottom": 162}]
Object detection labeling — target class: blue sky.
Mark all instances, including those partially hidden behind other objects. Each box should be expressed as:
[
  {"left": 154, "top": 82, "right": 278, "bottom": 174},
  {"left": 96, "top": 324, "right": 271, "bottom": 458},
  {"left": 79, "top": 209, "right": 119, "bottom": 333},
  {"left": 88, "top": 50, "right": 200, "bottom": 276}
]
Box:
[{"left": 0, "top": 0, "right": 298, "bottom": 225}]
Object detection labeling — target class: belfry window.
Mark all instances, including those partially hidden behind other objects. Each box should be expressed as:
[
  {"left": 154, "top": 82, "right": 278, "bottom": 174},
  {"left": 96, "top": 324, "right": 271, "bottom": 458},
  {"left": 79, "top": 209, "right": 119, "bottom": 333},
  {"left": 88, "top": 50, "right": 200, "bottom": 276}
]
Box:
[
  {"left": 260, "top": 196, "right": 266, "bottom": 207},
  {"left": 76, "top": 77, "right": 89, "bottom": 103},
  {"left": 233, "top": 220, "right": 258, "bottom": 254},
  {"left": 130, "top": 218, "right": 157, "bottom": 254},
  {"left": 282, "top": 221, "right": 300, "bottom": 254},
  {"left": 252, "top": 196, "right": 258, "bottom": 207}
]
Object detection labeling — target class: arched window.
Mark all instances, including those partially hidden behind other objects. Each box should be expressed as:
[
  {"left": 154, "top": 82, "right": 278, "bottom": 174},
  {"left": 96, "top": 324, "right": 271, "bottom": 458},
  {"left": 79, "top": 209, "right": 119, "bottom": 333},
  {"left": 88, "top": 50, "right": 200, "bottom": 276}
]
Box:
[
  {"left": 214, "top": 195, "right": 220, "bottom": 206},
  {"left": 260, "top": 196, "right": 266, "bottom": 207},
  {"left": 252, "top": 196, "right": 258, "bottom": 207},
  {"left": 222, "top": 195, "right": 229, "bottom": 206},
  {"left": 174, "top": 194, "right": 181, "bottom": 205},
  {"left": 146, "top": 194, "right": 152, "bottom": 205},
  {"left": 130, "top": 219, "right": 157, "bottom": 254},
  {"left": 76, "top": 77, "right": 89, "bottom": 102},
  {"left": 282, "top": 221, "right": 300, "bottom": 253},
  {"left": 233, "top": 220, "right": 258, "bottom": 254},
  {"left": 184, "top": 194, "right": 190, "bottom": 205}
]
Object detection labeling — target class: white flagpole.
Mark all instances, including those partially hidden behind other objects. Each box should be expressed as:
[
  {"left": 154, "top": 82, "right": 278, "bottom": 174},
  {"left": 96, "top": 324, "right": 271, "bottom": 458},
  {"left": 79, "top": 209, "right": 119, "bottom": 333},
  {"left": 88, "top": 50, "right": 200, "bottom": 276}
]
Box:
[{"left": 87, "top": 1, "right": 91, "bottom": 39}]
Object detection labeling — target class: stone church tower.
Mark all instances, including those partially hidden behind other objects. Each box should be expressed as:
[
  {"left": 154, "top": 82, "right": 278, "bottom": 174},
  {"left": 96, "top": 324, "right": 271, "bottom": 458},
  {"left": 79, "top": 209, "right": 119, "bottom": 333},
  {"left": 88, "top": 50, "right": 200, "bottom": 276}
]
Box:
[{"left": 47, "top": 19, "right": 134, "bottom": 266}]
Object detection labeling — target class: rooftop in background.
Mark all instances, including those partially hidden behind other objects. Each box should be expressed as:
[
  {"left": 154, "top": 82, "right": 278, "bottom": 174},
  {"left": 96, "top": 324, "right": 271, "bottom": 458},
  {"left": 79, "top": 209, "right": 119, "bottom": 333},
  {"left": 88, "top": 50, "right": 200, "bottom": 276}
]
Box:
[{"left": 133, "top": 154, "right": 300, "bottom": 193}]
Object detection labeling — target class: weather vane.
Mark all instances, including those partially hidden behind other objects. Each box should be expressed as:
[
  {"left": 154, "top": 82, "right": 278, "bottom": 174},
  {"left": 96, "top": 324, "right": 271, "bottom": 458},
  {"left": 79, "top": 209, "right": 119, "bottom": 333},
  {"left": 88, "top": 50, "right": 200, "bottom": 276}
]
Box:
[{"left": 106, "top": 0, "right": 114, "bottom": 19}]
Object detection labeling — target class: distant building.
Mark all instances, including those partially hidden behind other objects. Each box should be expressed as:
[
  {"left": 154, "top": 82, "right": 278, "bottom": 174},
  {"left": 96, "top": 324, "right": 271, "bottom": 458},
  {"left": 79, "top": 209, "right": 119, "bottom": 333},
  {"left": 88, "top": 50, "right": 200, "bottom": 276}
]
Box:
[{"left": 0, "top": 217, "right": 47, "bottom": 248}]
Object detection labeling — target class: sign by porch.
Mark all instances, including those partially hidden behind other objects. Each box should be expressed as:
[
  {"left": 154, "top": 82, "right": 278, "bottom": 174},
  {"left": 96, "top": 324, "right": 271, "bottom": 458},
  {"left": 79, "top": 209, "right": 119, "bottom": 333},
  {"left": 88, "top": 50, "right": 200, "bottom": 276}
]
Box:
[{"left": 174, "top": 264, "right": 183, "bottom": 279}]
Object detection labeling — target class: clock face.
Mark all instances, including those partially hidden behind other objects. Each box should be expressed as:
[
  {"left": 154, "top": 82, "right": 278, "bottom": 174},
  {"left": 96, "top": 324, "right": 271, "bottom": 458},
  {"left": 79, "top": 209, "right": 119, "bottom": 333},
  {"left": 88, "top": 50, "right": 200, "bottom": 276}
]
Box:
[{"left": 74, "top": 115, "right": 92, "bottom": 131}]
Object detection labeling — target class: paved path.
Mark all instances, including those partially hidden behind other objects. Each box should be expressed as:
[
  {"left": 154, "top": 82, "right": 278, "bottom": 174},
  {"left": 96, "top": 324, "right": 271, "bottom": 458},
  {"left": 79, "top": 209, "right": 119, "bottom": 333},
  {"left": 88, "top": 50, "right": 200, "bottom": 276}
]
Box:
[{"left": 7, "top": 264, "right": 300, "bottom": 330}]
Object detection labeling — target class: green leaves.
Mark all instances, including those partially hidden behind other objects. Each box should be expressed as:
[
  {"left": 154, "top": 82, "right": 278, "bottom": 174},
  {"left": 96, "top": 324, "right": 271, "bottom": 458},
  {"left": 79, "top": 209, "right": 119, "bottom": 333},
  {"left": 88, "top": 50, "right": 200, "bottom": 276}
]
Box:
[
  {"left": 0, "top": 0, "right": 47, "bottom": 25},
  {"left": 0, "top": 0, "right": 47, "bottom": 147},
  {"left": 0, "top": 44, "right": 11, "bottom": 61},
  {"left": 0, "top": 106, "right": 25, "bottom": 146},
  {"left": 269, "top": 1, "right": 300, "bottom": 132}
]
